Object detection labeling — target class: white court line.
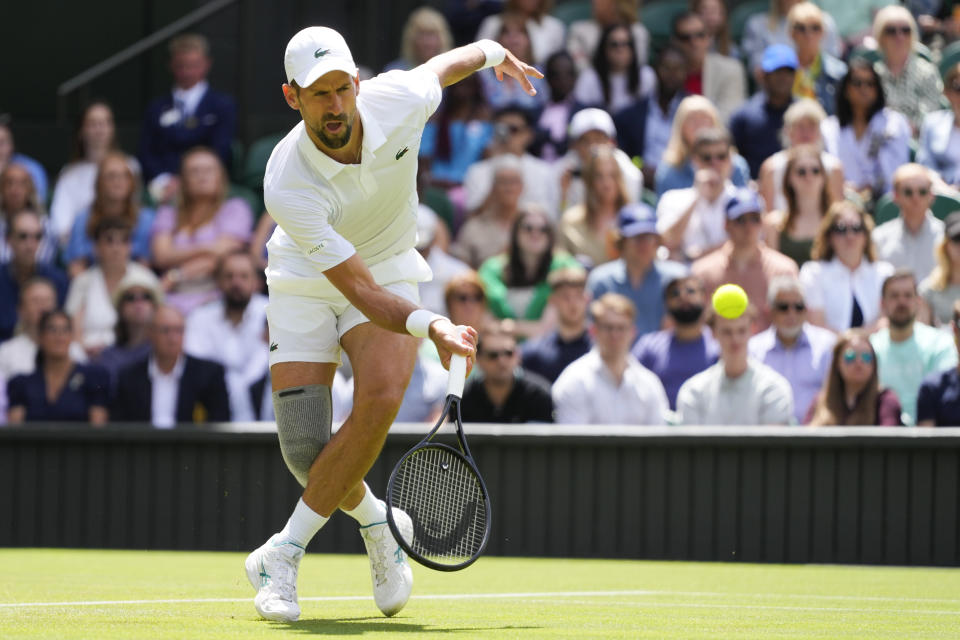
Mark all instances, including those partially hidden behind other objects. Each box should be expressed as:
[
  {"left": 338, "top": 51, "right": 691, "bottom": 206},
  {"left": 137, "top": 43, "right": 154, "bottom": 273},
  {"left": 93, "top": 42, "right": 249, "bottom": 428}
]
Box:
[{"left": 531, "top": 598, "right": 960, "bottom": 617}]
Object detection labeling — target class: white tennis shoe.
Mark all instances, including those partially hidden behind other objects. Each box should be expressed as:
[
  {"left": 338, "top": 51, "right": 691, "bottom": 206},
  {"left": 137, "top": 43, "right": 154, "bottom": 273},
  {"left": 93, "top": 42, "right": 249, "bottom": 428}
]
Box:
[
  {"left": 244, "top": 534, "right": 304, "bottom": 622},
  {"left": 360, "top": 503, "right": 414, "bottom": 617}
]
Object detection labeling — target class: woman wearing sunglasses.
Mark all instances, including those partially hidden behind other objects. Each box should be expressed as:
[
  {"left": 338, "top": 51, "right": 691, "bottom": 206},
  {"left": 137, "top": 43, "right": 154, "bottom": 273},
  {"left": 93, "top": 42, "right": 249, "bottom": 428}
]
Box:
[
  {"left": 916, "top": 62, "right": 960, "bottom": 189},
  {"left": 807, "top": 330, "right": 903, "bottom": 426},
  {"left": 763, "top": 144, "right": 831, "bottom": 267}
]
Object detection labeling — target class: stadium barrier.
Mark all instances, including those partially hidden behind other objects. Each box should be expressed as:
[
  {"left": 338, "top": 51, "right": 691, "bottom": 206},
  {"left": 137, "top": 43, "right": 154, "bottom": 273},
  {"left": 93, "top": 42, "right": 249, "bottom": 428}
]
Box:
[{"left": 1, "top": 423, "right": 958, "bottom": 567}]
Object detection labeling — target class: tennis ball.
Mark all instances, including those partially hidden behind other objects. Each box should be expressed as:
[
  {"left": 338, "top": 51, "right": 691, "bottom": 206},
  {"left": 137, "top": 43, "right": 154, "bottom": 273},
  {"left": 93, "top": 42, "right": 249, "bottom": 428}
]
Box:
[{"left": 711, "top": 284, "right": 749, "bottom": 319}]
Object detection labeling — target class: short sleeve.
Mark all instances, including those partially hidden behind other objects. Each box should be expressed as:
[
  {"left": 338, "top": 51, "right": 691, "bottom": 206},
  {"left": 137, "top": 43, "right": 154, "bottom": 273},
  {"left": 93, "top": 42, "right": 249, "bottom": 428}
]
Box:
[
  {"left": 264, "top": 189, "right": 356, "bottom": 272},
  {"left": 655, "top": 189, "right": 694, "bottom": 234},
  {"left": 798, "top": 261, "right": 825, "bottom": 310},
  {"left": 364, "top": 68, "right": 443, "bottom": 128},
  {"left": 215, "top": 198, "right": 254, "bottom": 241},
  {"left": 151, "top": 205, "right": 176, "bottom": 235}
]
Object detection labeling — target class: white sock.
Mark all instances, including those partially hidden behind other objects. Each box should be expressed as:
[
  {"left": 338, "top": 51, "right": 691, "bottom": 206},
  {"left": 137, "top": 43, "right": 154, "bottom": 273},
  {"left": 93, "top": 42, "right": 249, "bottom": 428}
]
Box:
[
  {"left": 342, "top": 483, "right": 387, "bottom": 526},
  {"left": 278, "top": 498, "right": 328, "bottom": 548}
]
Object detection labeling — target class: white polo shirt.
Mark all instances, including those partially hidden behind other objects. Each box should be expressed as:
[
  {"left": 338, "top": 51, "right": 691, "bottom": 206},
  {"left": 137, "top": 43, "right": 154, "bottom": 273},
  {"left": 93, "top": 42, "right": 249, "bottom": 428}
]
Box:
[{"left": 264, "top": 67, "right": 443, "bottom": 298}]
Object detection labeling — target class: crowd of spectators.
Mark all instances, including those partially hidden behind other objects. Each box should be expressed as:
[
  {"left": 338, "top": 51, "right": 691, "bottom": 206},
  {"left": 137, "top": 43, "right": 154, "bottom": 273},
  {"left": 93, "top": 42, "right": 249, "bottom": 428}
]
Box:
[{"left": 6, "top": 0, "right": 960, "bottom": 428}]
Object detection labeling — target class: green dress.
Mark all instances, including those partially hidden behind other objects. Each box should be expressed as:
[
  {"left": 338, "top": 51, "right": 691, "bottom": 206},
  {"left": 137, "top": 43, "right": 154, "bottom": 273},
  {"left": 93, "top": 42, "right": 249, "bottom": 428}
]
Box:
[
  {"left": 778, "top": 229, "right": 814, "bottom": 268},
  {"left": 478, "top": 251, "right": 582, "bottom": 320}
]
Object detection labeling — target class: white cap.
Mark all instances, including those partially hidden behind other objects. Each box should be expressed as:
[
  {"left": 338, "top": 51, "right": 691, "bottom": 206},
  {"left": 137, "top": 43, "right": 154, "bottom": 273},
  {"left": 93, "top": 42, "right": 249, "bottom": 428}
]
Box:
[
  {"left": 568, "top": 108, "right": 617, "bottom": 141},
  {"left": 284, "top": 26, "right": 359, "bottom": 88}
]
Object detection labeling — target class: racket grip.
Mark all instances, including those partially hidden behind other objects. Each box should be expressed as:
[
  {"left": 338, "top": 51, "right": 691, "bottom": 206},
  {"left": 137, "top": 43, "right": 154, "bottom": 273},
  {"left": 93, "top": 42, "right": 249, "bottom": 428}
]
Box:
[{"left": 447, "top": 354, "right": 467, "bottom": 399}]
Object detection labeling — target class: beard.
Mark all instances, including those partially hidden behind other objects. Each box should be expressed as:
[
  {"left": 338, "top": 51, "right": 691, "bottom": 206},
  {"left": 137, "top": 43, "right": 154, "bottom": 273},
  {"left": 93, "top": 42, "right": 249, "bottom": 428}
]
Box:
[
  {"left": 669, "top": 304, "right": 704, "bottom": 326},
  {"left": 224, "top": 290, "right": 251, "bottom": 312},
  {"left": 311, "top": 116, "right": 353, "bottom": 150},
  {"left": 777, "top": 323, "right": 804, "bottom": 340},
  {"left": 889, "top": 311, "right": 915, "bottom": 330}
]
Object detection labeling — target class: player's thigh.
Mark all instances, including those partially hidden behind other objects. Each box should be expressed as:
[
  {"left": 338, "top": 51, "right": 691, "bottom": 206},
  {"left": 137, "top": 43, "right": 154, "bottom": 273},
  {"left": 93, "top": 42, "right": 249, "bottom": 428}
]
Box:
[
  {"left": 267, "top": 288, "right": 343, "bottom": 391},
  {"left": 340, "top": 323, "right": 418, "bottom": 412},
  {"left": 271, "top": 361, "right": 337, "bottom": 391}
]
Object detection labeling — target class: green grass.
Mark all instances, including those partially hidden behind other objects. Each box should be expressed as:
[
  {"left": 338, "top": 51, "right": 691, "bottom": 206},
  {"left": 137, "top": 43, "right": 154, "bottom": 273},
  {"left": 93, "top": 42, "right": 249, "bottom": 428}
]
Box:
[{"left": 2, "top": 549, "right": 960, "bottom": 639}]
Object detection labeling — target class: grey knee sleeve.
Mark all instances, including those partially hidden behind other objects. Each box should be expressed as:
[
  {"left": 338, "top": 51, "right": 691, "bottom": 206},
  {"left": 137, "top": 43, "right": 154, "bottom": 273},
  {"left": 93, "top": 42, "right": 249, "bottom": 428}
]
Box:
[{"left": 273, "top": 384, "right": 332, "bottom": 488}]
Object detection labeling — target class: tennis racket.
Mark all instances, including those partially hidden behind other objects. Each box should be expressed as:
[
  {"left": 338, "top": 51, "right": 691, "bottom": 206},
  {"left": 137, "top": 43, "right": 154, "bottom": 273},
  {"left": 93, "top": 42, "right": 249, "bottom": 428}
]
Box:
[{"left": 386, "top": 353, "right": 492, "bottom": 571}]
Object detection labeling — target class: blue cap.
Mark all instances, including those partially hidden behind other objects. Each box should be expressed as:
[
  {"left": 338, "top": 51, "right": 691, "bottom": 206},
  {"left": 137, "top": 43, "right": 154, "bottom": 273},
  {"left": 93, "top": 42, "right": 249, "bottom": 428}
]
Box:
[
  {"left": 725, "top": 188, "right": 765, "bottom": 220},
  {"left": 761, "top": 44, "right": 799, "bottom": 73},
  {"left": 617, "top": 202, "right": 658, "bottom": 237}
]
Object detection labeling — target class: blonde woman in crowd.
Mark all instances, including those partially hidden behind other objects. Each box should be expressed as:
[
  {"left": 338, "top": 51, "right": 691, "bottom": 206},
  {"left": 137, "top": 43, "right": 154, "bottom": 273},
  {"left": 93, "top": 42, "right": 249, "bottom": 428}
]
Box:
[
  {"left": 763, "top": 145, "right": 832, "bottom": 267},
  {"left": 384, "top": 7, "right": 453, "bottom": 72},
  {"left": 919, "top": 212, "right": 960, "bottom": 327},
  {"left": 741, "top": 0, "right": 841, "bottom": 78}
]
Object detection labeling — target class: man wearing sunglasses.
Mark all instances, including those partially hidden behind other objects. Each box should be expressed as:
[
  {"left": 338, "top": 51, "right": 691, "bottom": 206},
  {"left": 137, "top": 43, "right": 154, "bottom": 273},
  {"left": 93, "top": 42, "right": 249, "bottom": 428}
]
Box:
[
  {"left": 872, "top": 163, "right": 944, "bottom": 282},
  {"left": 917, "top": 300, "right": 960, "bottom": 426},
  {"left": 670, "top": 11, "right": 745, "bottom": 123}
]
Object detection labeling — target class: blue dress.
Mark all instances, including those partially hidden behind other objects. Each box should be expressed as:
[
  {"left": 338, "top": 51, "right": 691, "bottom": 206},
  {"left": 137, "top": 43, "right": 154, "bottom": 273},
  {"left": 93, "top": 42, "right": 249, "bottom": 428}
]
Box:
[
  {"left": 62, "top": 207, "right": 156, "bottom": 265},
  {"left": 7, "top": 363, "right": 109, "bottom": 422}
]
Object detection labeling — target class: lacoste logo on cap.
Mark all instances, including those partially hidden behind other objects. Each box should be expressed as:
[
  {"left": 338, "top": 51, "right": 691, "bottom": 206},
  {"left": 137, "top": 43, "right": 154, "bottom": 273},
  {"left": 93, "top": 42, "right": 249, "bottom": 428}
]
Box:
[
  {"left": 396, "top": 146, "right": 410, "bottom": 160},
  {"left": 314, "top": 48, "right": 330, "bottom": 58}
]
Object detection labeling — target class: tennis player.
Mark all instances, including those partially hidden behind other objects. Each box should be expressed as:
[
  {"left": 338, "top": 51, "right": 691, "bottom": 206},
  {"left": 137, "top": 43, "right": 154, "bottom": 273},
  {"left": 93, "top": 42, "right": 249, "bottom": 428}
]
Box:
[{"left": 244, "top": 26, "right": 542, "bottom": 622}]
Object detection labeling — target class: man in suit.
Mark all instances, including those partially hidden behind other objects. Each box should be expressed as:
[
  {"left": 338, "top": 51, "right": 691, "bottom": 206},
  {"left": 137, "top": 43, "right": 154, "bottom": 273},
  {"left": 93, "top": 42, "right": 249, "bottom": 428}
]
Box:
[
  {"left": 113, "top": 305, "right": 230, "bottom": 427},
  {"left": 671, "top": 11, "right": 746, "bottom": 123},
  {"left": 138, "top": 33, "right": 236, "bottom": 203}
]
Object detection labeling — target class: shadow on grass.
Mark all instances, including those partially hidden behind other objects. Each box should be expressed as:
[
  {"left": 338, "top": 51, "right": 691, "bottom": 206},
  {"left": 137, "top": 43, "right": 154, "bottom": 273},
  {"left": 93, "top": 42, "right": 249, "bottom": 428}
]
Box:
[{"left": 274, "top": 616, "right": 539, "bottom": 635}]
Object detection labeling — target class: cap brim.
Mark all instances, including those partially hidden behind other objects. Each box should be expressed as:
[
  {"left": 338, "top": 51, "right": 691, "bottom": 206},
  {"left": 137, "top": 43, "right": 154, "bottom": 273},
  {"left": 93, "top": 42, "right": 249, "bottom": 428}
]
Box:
[
  {"left": 293, "top": 60, "right": 359, "bottom": 88},
  {"left": 620, "top": 224, "right": 659, "bottom": 237}
]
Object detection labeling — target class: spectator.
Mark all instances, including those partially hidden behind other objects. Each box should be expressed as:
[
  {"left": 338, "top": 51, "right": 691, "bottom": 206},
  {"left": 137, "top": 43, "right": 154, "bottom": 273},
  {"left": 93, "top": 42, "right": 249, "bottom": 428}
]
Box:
[
  {"left": 807, "top": 329, "right": 903, "bottom": 426},
  {"left": 521, "top": 266, "right": 592, "bottom": 382},
  {"left": 800, "top": 201, "right": 894, "bottom": 333},
  {"left": 112, "top": 305, "right": 230, "bottom": 427},
  {"left": 416, "top": 205, "right": 470, "bottom": 315},
  {"left": 872, "top": 163, "right": 944, "bottom": 283},
  {"left": 741, "top": 0, "right": 842, "bottom": 78},
  {"left": 676, "top": 307, "right": 794, "bottom": 425},
  {"left": 479, "top": 206, "right": 581, "bottom": 340},
  {"left": 917, "top": 300, "right": 960, "bottom": 426},
  {"left": 559, "top": 145, "right": 630, "bottom": 267},
  {"left": 691, "top": 188, "right": 798, "bottom": 331},
  {"left": 139, "top": 34, "right": 236, "bottom": 204},
  {"left": 692, "top": 0, "right": 739, "bottom": 59},
  {"left": 384, "top": 7, "right": 454, "bottom": 72},
  {"left": 870, "top": 269, "right": 957, "bottom": 424},
  {"left": 566, "top": 0, "right": 650, "bottom": 71},
  {"left": 460, "top": 321, "right": 554, "bottom": 423},
  {"left": 919, "top": 212, "right": 960, "bottom": 327},
  {"left": 763, "top": 144, "right": 833, "bottom": 267},
  {"left": 788, "top": 2, "right": 847, "bottom": 116},
  {"left": 444, "top": 271, "right": 496, "bottom": 337},
  {"left": 419, "top": 74, "right": 493, "bottom": 188},
  {"left": 0, "top": 117, "right": 49, "bottom": 203},
  {"left": 916, "top": 62, "right": 960, "bottom": 188},
  {"left": 873, "top": 5, "right": 942, "bottom": 132},
  {"left": 533, "top": 51, "right": 584, "bottom": 163},
  {"left": 654, "top": 96, "right": 751, "bottom": 197},
  {"left": 480, "top": 13, "right": 548, "bottom": 112},
  {"left": 476, "top": 0, "right": 565, "bottom": 67},
  {"left": 553, "top": 293, "right": 668, "bottom": 424},
  {"left": 821, "top": 58, "right": 911, "bottom": 203},
  {"left": 452, "top": 155, "right": 524, "bottom": 268},
  {"left": 657, "top": 127, "right": 738, "bottom": 260},
  {"left": 6, "top": 310, "right": 108, "bottom": 425},
  {"left": 249, "top": 211, "right": 275, "bottom": 275},
  {"left": 631, "top": 274, "right": 719, "bottom": 409},
  {"left": 587, "top": 203, "right": 688, "bottom": 338},
  {"left": 65, "top": 217, "right": 159, "bottom": 357},
  {"left": 670, "top": 11, "right": 746, "bottom": 123},
  {"left": 729, "top": 45, "right": 797, "bottom": 179},
  {"left": 573, "top": 23, "right": 655, "bottom": 113},
  {"left": 827, "top": 0, "right": 894, "bottom": 44},
  {"left": 0, "top": 163, "right": 56, "bottom": 265},
  {"left": 443, "top": 0, "right": 502, "bottom": 47},
  {"left": 150, "top": 147, "right": 253, "bottom": 314},
  {"left": 0, "top": 211, "right": 68, "bottom": 341},
  {"left": 94, "top": 270, "right": 163, "bottom": 390},
  {"left": 749, "top": 275, "right": 836, "bottom": 423},
  {"left": 63, "top": 152, "right": 155, "bottom": 278},
  {"left": 184, "top": 251, "right": 268, "bottom": 422}
]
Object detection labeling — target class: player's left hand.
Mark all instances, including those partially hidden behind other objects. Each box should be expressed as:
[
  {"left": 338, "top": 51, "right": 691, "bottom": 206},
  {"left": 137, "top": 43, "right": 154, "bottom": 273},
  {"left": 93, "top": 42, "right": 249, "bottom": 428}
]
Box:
[
  {"left": 494, "top": 50, "right": 544, "bottom": 96},
  {"left": 430, "top": 319, "right": 478, "bottom": 376}
]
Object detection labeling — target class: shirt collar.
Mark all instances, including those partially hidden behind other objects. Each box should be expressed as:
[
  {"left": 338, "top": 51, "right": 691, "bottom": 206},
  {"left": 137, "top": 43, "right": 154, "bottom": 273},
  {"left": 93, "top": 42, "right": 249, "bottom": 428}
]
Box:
[
  {"left": 296, "top": 94, "right": 387, "bottom": 181},
  {"left": 148, "top": 354, "right": 186, "bottom": 380},
  {"left": 773, "top": 324, "right": 811, "bottom": 350}
]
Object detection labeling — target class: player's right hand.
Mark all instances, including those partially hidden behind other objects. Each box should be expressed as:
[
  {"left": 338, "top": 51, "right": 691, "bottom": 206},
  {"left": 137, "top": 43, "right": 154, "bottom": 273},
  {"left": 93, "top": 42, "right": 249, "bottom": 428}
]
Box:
[
  {"left": 494, "top": 49, "right": 544, "bottom": 96},
  {"left": 429, "top": 319, "right": 478, "bottom": 376}
]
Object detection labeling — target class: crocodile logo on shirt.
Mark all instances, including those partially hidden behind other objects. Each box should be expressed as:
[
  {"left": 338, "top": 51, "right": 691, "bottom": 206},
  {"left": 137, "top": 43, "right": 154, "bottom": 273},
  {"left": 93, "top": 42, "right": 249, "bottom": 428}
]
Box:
[
  {"left": 314, "top": 48, "right": 330, "bottom": 58},
  {"left": 395, "top": 146, "right": 410, "bottom": 160},
  {"left": 269, "top": 342, "right": 279, "bottom": 352}
]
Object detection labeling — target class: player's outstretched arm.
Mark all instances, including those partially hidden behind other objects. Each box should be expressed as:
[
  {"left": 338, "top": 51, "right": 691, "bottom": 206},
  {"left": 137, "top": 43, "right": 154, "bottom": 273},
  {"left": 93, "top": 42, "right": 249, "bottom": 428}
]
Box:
[{"left": 421, "top": 41, "right": 543, "bottom": 95}]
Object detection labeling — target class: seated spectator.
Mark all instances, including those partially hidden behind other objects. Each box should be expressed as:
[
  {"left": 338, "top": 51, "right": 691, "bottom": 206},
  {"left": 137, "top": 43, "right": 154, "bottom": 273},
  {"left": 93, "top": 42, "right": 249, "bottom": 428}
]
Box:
[
  {"left": 150, "top": 147, "right": 253, "bottom": 314},
  {"left": 6, "top": 310, "right": 108, "bottom": 425},
  {"left": 249, "top": 211, "right": 275, "bottom": 275},
  {"left": 758, "top": 99, "right": 844, "bottom": 214},
  {"left": 384, "top": 7, "right": 453, "bottom": 72},
  {"left": 416, "top": 205, "right": 470, "bottom": 315},
  {"left": 870, "top": 269, "right": 957, "bottom": 425},
  {"left": 788, "top": 2, "right": 847, "bottom": 116},
  {"left": 631, "top": 274, "right": 719, "bottom": 409},
  {"left": 533, "top": 51, "right": 584, "bottom": 163},
  {"left": 480, "top": 13, "right": 548, "bottom": 112},
  {"left": 0, "top": 163, "right": 56, "bottom": 264},
  {"left": 0, "top": 210, "right": 68, "bottom": 341},
  {"left": 749, "top": 275, "right": 836, "bottom": 423},
  {"left": 460, "top": 321, "right": 554, "bottom": 423},
  {"left": 807, "top": 329, "right": 903, "bottom": 425},
  {"left": 573, "top": 23, "right": 655, "bottom": 114},
  {"left": 452, "top": 156, "right": 525, "bottom": 268},
  {"left": 420, "top": 270, "right": 497, "bottom": 374},
  {"left": 821, "top": 58, "right": 911, "bottom": 203},
  {"left": 800, "top": 201, "right": 894, "bottom": 333},
  {"left": 763, "top": 145, "right": 832, "bottom": 267},
  {"left": 184, "top": 251, "right": 267, "bottom": 421},
  {"left": 553, "top": 293, "right": 668, "bottom": 424},
  {"left": 670, "top": 11, "right": 746, "bottom": 123},
  {"left": 63, "top": 152, "right": 155, "bottom": 278},
  {"left": 65, "top": 218, "right": 159, "bottom": 357},
  {"left": 94, "top": 270, "right": 163, "bottom": 390},
  {"left": 588, "top": 203, "right": 688, "bottom": 338},
  {"left": 814, "top": 0, "right": 887, "bottom": 46},
  {"left": 559, "top": 145, "right": 630, "bottom": 267},
  {"left": 420, "top": 74, "right": 493, "bottom": 188},
  {"left": 676, "top": 307, "right": 794, "bottom": 425},
  {"left": 112, "top": 305, "right": 230, "bottom": 427},
  {"left": 872, "top": 5, "right": 942, "bottom": 133},
  {"left": 729, "top": 45, "right": 797, "bottom": 179},
  {"left": 139, "top": 34, "right": 236, "bottom": 205},
  {"left": 916, "top": 62, "right": 960, "bottom": 188},
  {"left": 693, "top": 0, "right": 740, "bottom": 59},
  {"left": 657, "top": 127, "right": 738, "bottom": 260},
  {"left": 872, "top": 164, "right": 944, "bottom": 283},
  {"left": 919, "top": 212, "right": 960, "bottom": 327},
  {"left": 741, "top": 0, "right": 842, "bottom": 79},
  {"left": 692, "top": 189, "right": 798, "bottom": 331},
  {"left": 917, "top": 300, "right": 960, "bottom": 426},
  {"left": 479, "top": 207, "right": 580, "bottom": 340},
  {"left": 521, "top": 267, "right": 592, "bottom": 383},
  {"left": 566, "top": 0, "right": 650, "bottom": 71},
  {"left": 653, "top": 96, "right": 751, "bottom": 197},
  {"left": 0, "top": 117, "right": 49, "bottom": 202},
  {"left": 0, "top": 277, "right": 86, "bottom": 381},
  {"left": 476, "top": 0, "right": 565, "bottom": 67}
]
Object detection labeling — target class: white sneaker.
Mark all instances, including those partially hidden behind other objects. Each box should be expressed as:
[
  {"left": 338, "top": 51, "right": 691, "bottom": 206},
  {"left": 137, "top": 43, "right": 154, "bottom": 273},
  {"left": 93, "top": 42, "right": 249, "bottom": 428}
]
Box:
[
  {"left": 360, "top": 504, "right": 414, "bottom": 617},
  {"left": 244, "top": 534, "right": 304, "bottom": 622}
]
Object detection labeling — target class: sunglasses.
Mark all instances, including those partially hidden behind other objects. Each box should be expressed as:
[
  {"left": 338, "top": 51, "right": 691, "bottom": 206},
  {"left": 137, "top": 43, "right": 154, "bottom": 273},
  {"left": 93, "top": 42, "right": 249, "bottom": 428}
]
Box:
[
  {"left": 676, "top": 30, "right": 707, "bottom": 42},
  {"left": 948, "top": 80, "right": 960, "bottom": 93},
  {"left": 792, "top": 23, "right": 822, "bottom": 34},
  {"left": 42, "top": 324, "right": 72, "bottom": 336},
  {"left": 774, "top": 301, "right": 806, "bottom": 313},
  {"left": 452, "top": 292, "right": 484, "bottom": 304},
  {"left": 950, "top": 234, "right": 960, "bottom": 244},
  {"left": 595, "top": 322, "right": 632, "bottom": 334},
  {"left": 15, "top": 232, "right": 43, "bottom": 242},
  {"left": 831, "top": 222, "right": 865, "bottom": 235},
  {"left": 667, "top": 285, "right": 700, "bottom": 298},
  {"left": 121, "top": 291, "right": 153, "bottom": 303},
  {"left": 697, "top": 151, "right": 729, "bottom": 163},
  {"left": 481, "top": 348, "right": 515, "bottom": 360},
  {"left": 519, "top": 223, "right": 549, "bottom": 235},
  {"left": 731, "top": 214, "right": 762, "bottom": 226},
  {"left": 606, "top": 39, "right": 632, "bottom": 49},
  {"left": 883, "top": 25, "right": 911, "bottom": 37},
  {"left": 899, "top": 186, "right": 930, "bottom": 198},
  {"left": 794, "top": 166, "right": 822, "bottom": 177},
  {"left": 842, "top": 349, "right": 874, "bottom": 364},
  {"left": 850, "top": 78, "right": 877, "bottom": 89}
]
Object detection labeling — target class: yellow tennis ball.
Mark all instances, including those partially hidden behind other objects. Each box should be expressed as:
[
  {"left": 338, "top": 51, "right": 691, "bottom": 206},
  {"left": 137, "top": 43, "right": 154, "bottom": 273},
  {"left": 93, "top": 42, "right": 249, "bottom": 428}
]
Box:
[{"left": 711, "top": 284, "right": 749, "bottom": 319}]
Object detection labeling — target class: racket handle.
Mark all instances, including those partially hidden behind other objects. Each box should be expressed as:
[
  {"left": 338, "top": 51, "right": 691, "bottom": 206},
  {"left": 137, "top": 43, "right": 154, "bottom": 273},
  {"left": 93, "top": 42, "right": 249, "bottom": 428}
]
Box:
[{"left": 447, "top": 354, "right": 467, "bottom": 399}]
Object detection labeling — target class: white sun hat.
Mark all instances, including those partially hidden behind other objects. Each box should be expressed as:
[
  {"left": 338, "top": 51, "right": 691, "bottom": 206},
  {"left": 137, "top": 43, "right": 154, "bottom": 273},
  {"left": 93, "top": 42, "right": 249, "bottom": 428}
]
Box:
[{"left": 284, "top": 26, "right": 359, "bottom": 88}]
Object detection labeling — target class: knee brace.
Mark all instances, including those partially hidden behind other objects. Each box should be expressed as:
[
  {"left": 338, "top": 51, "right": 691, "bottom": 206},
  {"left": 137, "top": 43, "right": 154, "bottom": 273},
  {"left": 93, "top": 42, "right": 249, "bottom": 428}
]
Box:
[{"left": 273, "top": 384, "right": 332, "bottom": 487}]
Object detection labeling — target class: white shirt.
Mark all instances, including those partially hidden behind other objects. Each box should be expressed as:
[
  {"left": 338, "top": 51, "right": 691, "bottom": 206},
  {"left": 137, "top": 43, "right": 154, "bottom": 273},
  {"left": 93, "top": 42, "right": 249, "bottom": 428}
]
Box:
[
  {"left": 799, "top": 257, "right": 895, "bottom": 332},
  {"left": 572, "top": 66, "right": 657, "bottom": 114},
  {"left": 552, "top": 349, "right": 669, "bottom": 425},
  {"left": 172, "top": 81, "right": 208, "bottom": 118},
  {"left": 656, "top": 182, "right": 736, "bottom": 259},
  {"left": 65, "top": 263, "right": 158, "bottom": 350},
  {"left": 0, "top": 334, "right": 87, "bottom": 380},
  {"left": 148, "top": 354, "right": 186, "bottom": 429},
  {"left": 264, "top": 68, "right": 442, "bottom": 298},
  {"left": 49, "top": 162, "right": 97, "bottom": 241},
  {"left": 676, "top": 359, "right": 794, "bottom": 426},
  {"left": 872, "top": 212, "right": 944, "bottom": 283},
  {"left": 821, "top": 109, "right": 911, "bottom": 194},
  {"left": 463, "top": 152, "right": 560, "bottom": 218}
]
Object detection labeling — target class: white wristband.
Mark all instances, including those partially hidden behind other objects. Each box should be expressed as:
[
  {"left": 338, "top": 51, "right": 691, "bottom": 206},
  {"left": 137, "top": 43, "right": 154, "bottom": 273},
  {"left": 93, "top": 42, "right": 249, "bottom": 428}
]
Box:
[
  {"left": 475, "top": 39, "right": 506, "bottom": 69},
  {"left": 406, "top": 309, "right": 445, "bottom": 338}
]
